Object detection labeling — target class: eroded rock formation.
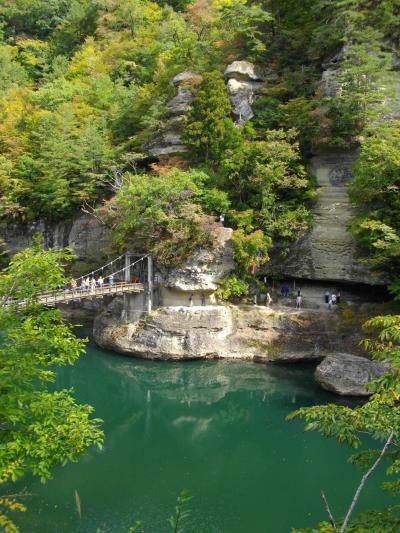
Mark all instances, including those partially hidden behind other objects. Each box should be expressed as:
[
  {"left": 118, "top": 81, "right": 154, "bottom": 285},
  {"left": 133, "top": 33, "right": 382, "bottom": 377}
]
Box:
[
  {"left": 94, "top": 302, "right": 354, "bottom": 362},
  {"left": 224, "top": 60, "right": 277, "bottom": 124},
  {"left": 146, "top": 71, "right": 202, "bottom": 157},
  {"left": 156, "top": 226, "right": 234, "bottom": 291}
]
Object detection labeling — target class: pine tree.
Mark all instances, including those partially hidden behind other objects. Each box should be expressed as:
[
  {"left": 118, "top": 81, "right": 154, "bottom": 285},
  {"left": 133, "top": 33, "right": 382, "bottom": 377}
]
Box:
[{"left": 183, "top": 71, "right": 242, "bottom": 165}]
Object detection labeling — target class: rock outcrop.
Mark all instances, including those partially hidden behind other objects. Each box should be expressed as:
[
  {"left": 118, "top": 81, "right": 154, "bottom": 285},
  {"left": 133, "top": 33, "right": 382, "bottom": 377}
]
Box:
[
  {"left": 94, "top": 303, "right": 354, "bottom": 362},
  {"left": 267, "top": 151, "right": 382, "bottom": 284},
  {"left": 146, "top": 72, "right": 202, "bottom": 157},
  {"left": 224, "top": 60, "right": 277, "bottom": 124},
  {"left": 315, "top": 353, "right": 388, "bottom": 396},
  {"left": 156, "top": 226, "right": 234, "bottom": 291},
  {"left": 0, "top": 213, "right": 110, "bottom": 263}
]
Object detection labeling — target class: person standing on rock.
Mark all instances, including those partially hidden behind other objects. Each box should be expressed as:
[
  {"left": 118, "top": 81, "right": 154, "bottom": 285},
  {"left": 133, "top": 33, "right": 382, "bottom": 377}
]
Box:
[
  {"left": 296, "top": 294, "right": 302, "bottom": 309},
  {"left": 189, "top": 293, "right": 194, "bottom": 306},
  {"left": 265, "top": 292, "right": 272, "bottom": 307},
  {"left": 284, "top": 283, "right": 290, "bottom": 297},
  {"left": 219, "top": 213, "right": 225, "bottom": 225}
]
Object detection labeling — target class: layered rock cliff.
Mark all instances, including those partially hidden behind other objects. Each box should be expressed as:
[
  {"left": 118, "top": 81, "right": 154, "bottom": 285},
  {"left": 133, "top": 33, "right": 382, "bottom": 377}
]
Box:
[
  {"left": 94, "top": 301, "right": 356, "bottom": 362},
  {"left": 268, "top": 151, "right": 381, "bottom": 284},
  {"left": 0, "top": 213, "right": 110, "bottom": 264}
]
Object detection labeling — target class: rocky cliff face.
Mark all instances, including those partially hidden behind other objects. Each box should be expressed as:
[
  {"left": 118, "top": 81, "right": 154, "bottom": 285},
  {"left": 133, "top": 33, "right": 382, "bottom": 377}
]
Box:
[
  {"left": 145, "top": 61, "right": 275, "bottom": 156},
  {"left": 0, "top": 213, "right": 110, "bottom": 263},
  {"left": 94, "top": 302, "right": 355, "bottom": 362},
  {"left": 269, "top": 152, "right": 381, "bottom": 284},
  {"left": 146, "top": 72, "right": 202, "bottom": 157}
]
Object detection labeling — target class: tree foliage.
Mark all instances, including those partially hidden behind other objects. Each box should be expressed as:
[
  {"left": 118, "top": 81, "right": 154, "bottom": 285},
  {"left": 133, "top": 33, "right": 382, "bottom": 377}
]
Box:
[
  {"left": 0, "top": 241, "right": 103, "bottom": 529},
  {"left": 183, "top": 71, "right": 242, "bottom": 165},
  {"left": 349, "top": 122, "right": 400, "bottom": 276}
]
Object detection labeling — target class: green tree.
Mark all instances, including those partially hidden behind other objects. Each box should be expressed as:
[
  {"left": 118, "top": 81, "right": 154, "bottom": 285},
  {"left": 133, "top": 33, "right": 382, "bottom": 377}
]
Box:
[
  {"left": 221, "top": 129, "right": 314, "bottom": 253},
  {"left": 183, "top": 71, "right": 242, "bottom": 165},
  {"left": 108, "top": 169, "right": 212, "bottom": 266},
  {"left": 349, "top": 122, "right": 400, "bottom": 276},
  {"left": 0, "top": 0, "right": 71, "bottom": 39},
  {"left": 0, "top": 242, "right": 103, "bottom": 530},
  {"left": 327, "top": 29, "right": 394, "bottom": 146}
]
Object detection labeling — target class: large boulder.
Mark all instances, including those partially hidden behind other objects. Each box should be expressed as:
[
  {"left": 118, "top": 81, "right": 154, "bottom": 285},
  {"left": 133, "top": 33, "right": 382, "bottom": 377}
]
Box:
[
  {"left": 315, "top": 353, "right": 388, "bottom": 396},
  {"left": 226, "top": 78, "right": 265, "bottom": 122}
]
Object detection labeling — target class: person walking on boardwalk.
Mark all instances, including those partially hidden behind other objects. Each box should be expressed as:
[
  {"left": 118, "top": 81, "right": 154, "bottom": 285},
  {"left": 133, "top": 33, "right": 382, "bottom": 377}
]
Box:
[
  {"left": 90, "top": 277, "right": 96, "bottom": 294},
  {"left": 98, "top": 275, "right": 104, "bottom": 289},
  {"left": 71, "top": 278, "right": 77, "bottom": 295},
  {"left": 108, "top": 274, "right": 114, "bottom": 286},
  {"left": 84, "top": 277, "right": 90, "bottom": 291}
]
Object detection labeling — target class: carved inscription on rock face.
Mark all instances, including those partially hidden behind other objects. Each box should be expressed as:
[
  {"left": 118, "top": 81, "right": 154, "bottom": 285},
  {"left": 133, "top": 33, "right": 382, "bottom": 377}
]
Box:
[{"left": 328, "top": 165, "right": 352, "bottom": 187}]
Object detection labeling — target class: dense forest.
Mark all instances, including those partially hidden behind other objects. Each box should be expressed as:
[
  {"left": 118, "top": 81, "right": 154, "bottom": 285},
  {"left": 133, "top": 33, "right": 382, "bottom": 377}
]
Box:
[
  {"left": 1, "top": 1, "right": 400, "bottom": 532},
  {"left": 0, "top": 0, "right": 399, "bottom": 289}
]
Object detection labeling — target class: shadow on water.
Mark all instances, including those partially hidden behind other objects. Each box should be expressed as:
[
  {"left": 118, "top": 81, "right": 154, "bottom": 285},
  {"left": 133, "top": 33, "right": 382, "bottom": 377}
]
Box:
[{"left": 13, "top": 345, "right": 393, "bottom": 533}]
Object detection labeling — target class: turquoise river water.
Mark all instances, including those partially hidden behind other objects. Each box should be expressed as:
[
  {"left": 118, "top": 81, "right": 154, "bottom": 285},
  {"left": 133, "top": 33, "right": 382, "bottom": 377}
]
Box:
[{"left": 14, "top": 345, "right": 392, "bottom": 533}]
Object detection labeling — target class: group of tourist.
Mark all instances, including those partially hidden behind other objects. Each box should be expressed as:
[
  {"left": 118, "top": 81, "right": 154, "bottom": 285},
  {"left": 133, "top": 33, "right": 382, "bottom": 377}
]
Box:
[
  {"left": 324, "top": 290, "right": 341, "bottom": 310},
  {"left": 254, "top": 279, "right": 345, "bottom": 312},
  {"left": 66, "top": 274, "right": 114, "bottom": 295}
]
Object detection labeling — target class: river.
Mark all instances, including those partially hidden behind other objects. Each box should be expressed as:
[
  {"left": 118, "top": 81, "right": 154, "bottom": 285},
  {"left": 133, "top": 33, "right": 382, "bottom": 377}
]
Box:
[{"left": 14, "top": 345, "right": 392, "bottom": 532}]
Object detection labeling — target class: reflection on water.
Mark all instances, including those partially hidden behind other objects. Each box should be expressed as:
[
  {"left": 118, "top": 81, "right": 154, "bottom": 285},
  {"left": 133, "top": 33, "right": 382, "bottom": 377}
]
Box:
[{"left": 14, "top": 346, "right": 390, "bottom": 533}]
